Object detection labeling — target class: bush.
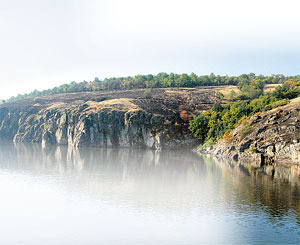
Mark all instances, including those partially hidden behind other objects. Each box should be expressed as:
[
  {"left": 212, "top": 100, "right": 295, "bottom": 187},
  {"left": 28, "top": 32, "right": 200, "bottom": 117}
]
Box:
[
  {"left": 144, "top": 89, "right": 152, "bottom": 98},
  {"left": 223, "top": 131, "right": 234, "bottom": 144},
  {"left": 249, "top": 147, "right": 258, "bottom": 153},
  {"left": 202, "top": 138, "right": 215, "bottom": 148},
  {"left": 189, "top": 77, "right": 300, "bottom": 148},
  {"left": 6, "top": 73, "right": 299, "bottom": 102},
  {"left": 189, "top": 114, "right": 209, "bottom": 141}
]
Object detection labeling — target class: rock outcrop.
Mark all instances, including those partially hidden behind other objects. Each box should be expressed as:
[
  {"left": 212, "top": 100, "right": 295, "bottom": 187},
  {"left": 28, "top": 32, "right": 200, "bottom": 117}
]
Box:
[
  {"left": 0, "top": 88, "right": 217, "bottom": 149},
  {"left": 208, "top": 97, "right": 300, "bottom": 165}
]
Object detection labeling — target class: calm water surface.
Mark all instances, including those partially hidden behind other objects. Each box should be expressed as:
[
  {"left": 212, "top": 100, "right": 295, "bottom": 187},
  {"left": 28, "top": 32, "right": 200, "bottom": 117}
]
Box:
[{"left": 0, "top": 143, "right": 299, "bottom": 244}]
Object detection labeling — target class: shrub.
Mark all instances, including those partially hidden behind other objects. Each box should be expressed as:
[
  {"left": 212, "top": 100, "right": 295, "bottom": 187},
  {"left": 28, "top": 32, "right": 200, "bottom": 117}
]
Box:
[
  {"left": 238, "top": 116, "right": 247, "bottom": 125},
  {"left": 144, "top": 89, "right": 152, "bottom": 98},
  {"left": 202, "top": 138, "right": 215, "bottom": 148},
  {"left": 189, "top": 114, "right": 209, "bottom": 142},
  {"left": 190, "top": 77, "right": 300, "bottom": 147},
  {"left": 249, "top": 147, "right": 258, "bottom": 153},
  {"left": 223, "top": 130, "right": 234, "bottom": 144}
]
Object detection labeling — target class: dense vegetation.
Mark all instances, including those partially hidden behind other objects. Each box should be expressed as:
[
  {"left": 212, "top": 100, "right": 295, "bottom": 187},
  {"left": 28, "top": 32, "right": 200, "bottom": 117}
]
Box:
[
  {"left": 189, "top": 77, "right": 300, "bottom": 147},
  {"left": 7, "top": 73, "right": 292, "bottom": 101}
]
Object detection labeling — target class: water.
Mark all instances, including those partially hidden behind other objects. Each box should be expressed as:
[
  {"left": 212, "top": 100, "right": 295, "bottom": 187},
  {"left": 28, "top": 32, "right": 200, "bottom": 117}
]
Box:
[{"left": 0, "top": 143, "right": 299, "bottom": 244}]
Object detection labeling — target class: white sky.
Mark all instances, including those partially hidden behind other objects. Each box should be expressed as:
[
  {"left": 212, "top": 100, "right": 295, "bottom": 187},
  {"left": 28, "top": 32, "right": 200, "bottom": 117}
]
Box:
[{"left": 0, "top": 0, "right": 299, "bottom": 99}]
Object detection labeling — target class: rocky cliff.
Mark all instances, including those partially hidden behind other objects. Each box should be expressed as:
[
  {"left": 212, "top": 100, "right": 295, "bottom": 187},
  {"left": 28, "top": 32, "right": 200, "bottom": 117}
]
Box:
[
  {"left": 0, "top": 88, "right": 218, "bottom": 149},
  {"left": 209, "top": 97, "right": 300, "bottom": 166}
]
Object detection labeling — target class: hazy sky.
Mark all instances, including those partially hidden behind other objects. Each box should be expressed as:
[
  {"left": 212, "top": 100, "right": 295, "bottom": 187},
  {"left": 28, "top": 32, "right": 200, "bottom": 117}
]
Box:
[{"left": 0, "top": 0, "right": 299, "bottom": 98}]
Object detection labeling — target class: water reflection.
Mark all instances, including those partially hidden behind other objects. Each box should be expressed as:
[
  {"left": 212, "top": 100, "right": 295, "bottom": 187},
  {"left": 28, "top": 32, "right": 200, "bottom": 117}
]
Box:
[
  {"left": 0, "top": 143, "right": 299, "bottom": 244},
  {"left": 205, "top": 156, "right": 300, "bottom": 224}
]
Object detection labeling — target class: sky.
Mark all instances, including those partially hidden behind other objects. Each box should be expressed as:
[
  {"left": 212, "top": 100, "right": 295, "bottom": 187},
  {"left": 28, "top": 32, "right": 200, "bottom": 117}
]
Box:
[{"left": 0, "top": 0, "right": 299, "bottom": 99}]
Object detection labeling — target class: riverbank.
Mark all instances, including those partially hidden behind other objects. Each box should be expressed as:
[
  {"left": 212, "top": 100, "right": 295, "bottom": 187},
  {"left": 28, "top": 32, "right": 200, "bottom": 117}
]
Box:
[{"left": 195, "top": 97, "right": 300, "bottom": 166}]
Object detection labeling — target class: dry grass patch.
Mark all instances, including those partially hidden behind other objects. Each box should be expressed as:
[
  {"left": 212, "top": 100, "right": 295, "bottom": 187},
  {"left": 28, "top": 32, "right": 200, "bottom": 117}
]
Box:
[
  {"left": 46, "top": 102, "right": 67, "bottom": 110},
  {"left": 286, "top": 96, "right": 300, "bottom": 107},
  {"left": 165, "top": 90, "right": 190, "bottom": 95},
  {"left": 263, "top": 84, "right": 281, "bottom": 93},
  {"left": 84, "top": 98, "right": 140, "bottom": 113},
  {"left": 213, "top": 85, "right": 240, "bottom": 97},
  {"left": 192, "top": 85, "right": 240, "bottom": 99},
  {"left": 264, "top": 97, "right": 300, "bottom": 115}
]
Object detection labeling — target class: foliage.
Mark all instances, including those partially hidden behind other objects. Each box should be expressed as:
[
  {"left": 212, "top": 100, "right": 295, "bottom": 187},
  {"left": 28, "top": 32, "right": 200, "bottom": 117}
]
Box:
[
  {"left": 188, "top": 114, "right": 209, "bottom": 141},
  {"left": 239, "top": 120, "right": 252, "bottom": 137},
  {"left": 229, "top": 90, "right": 237, "bottom": 101},
  {"left": 249, "top": 147, "right": 258, "bottom": 153},
  {"left": 190, "top": 77, "right": 300, "bottom": 145},
  {"left": 215, "top": 92, "right": 225, "bottom": 100},
  {"left": 223, "top": 130, "right": 235, "bottom": 144},
  {"left": 144, "top": 89, "right": 152, "bottom": 98},
  {"left": 6, "top": 73, "right": 297, "bottom": 102}
]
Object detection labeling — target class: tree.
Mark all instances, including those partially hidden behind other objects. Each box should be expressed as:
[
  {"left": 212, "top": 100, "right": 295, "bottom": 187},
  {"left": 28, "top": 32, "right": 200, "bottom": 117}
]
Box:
[
  {"left": 215, "top": 92, "right": 224, "bottom": 100},
  {"left": 229, "top": 90, "right": 237, "bottom": 100},
  {"left": 189, "top": 114, "right": 209, "bottom": 141}
]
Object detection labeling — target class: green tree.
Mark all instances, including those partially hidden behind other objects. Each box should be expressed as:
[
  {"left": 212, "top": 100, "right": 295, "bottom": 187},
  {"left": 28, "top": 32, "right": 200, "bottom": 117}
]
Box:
[{"left": 189, "top": 114, "right": 209, "bottom": 141}]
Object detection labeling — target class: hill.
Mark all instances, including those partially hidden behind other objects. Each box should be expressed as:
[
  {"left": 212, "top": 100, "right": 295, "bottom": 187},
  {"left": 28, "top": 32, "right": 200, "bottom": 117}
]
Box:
[
  {"left": 7, "top": 73, "right": 290, "bottom": 102},
  {"left": 0, "top": 87, "right": 222, "bottom": 149},
  {"left": 211, "top": 97, "right": 300, "bottom": 166}
]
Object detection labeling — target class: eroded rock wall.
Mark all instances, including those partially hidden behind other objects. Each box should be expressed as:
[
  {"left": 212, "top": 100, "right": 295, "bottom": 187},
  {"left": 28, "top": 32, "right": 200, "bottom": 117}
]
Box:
[
  {"left": 0, "top": 89, "right": 205, "bottom": 149},
  {"left": 207, "top": 98, "right": 300, "bottom": 165}
]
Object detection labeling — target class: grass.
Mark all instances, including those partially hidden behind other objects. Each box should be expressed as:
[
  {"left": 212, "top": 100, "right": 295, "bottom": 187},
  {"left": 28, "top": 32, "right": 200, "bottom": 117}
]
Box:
[
  {"left": 223, "top": 130, "right": 235, "bottom": 144},
  {"left": 46, "top": 102, "right": 67, "bottom": 110},
  {"left": 249, "top": 147, "right": 258, "bottom": 153},
  {"left": 263, "top": 84, "right": 281, "bottom": 93},
  {"left": 84, "top": 98, "right": 140, "bottom": 113},
  {"left": 239, "top": 119, "right": 252, "bottom": 137},
  {"left": 213, "top": 86, "right": 240, "bottom": 98}
]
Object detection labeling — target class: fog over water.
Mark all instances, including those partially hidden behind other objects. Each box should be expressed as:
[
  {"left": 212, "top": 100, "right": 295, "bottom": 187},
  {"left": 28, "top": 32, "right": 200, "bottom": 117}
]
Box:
[{"left": 0, "top": 143, "right": 299, "bottom": 244}]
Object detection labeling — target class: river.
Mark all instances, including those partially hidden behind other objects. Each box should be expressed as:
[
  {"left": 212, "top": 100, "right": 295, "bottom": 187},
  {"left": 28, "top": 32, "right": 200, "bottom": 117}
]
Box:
[{"left": 0, "top": 143, "right": 299, "bottom": 244}]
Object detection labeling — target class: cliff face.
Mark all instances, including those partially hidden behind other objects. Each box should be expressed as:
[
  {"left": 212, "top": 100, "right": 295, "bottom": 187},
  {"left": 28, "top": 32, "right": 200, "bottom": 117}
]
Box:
[
  {"left": 210, "top": 97, "right": 300, "bottom": 166},
  {"left": 0, "top": 88, "right": 217, "bottom": 149}
]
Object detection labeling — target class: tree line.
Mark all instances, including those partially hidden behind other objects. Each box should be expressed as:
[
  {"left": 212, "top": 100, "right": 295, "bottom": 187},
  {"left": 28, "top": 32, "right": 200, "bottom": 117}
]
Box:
[{"left": 6, "top": 73, "right": 293, "bottom": 101}]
